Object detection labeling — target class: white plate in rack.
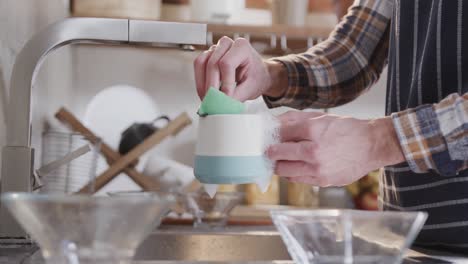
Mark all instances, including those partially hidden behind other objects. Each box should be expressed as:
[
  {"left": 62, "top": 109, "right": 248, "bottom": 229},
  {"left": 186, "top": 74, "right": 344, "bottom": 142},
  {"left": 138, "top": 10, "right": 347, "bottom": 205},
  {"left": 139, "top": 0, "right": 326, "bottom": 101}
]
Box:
[{"left": 83, "top": 84, "right": 160, "bottom": 192}]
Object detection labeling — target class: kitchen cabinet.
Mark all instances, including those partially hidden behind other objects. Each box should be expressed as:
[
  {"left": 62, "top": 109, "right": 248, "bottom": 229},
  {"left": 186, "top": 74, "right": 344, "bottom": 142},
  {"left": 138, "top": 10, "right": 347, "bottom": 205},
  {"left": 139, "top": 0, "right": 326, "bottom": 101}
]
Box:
[{"left": 70, "top": 0, "right": 162, "bottom": 20}]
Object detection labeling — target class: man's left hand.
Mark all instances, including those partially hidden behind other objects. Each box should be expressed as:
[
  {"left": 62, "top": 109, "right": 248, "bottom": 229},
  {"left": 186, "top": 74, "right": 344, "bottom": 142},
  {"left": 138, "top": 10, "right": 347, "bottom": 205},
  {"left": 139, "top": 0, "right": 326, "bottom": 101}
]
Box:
[{"left": 266, "top": 111, "right": 405, "bottom": 187}]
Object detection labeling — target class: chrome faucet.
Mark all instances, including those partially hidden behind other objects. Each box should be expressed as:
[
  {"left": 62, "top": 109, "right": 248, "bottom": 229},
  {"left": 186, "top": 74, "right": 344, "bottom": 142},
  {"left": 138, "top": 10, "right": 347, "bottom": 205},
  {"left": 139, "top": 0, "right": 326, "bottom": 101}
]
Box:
[{"left": 0, "top": 18, "right": 207, "bottom": 239}]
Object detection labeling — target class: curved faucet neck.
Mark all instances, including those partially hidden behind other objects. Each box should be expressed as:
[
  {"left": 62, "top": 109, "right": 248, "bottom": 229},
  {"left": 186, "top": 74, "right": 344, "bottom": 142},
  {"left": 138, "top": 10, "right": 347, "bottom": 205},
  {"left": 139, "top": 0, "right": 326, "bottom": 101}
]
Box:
[
  {"left": 6, "top": 17, "right": 207, "bottom": 147},
  {"left": 7, "top": 18, "right": 130, "bottom": 146}
]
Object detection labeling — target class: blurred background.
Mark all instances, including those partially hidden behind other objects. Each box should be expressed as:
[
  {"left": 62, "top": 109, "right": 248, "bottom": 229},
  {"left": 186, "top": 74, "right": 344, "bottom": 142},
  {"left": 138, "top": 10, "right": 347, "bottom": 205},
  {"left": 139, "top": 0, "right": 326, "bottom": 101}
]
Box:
[{"left": 0, "top": 0, "right": 384, "bottom": 210}]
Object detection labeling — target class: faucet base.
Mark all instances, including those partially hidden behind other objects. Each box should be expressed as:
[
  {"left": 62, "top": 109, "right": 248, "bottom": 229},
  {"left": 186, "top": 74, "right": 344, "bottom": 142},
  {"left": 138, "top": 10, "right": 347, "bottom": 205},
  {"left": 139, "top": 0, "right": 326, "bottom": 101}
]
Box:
[{"left": 0, "top": 146, "right": 34, "bottom": 238}]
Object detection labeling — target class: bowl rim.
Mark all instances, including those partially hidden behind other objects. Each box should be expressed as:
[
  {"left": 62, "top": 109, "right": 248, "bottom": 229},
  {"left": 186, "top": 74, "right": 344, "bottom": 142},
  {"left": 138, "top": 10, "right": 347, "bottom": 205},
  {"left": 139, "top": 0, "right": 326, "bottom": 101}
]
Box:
[
  {"left": 270, "top": 209, "right": 428, "bottom": 219},
  {"left": 186, "top": 191, "right": 245, "bottom": 200},
  {"left": 107, "top": 190, "right": 181, "bottom": 196},
  {"left": 1, "top": 192, "right": 176, "bottom": 204}
]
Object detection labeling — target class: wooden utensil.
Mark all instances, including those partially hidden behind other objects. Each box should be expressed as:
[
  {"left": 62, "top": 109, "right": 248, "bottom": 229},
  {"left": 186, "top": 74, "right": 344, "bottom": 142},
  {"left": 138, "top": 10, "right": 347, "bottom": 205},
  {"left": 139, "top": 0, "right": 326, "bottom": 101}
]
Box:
[
  {"left": 56, "top": 108, "right": 175, "bottom": 192},
  {"left": 76, "top": 112, "right": 192, "bottom": 194},
  {"left": 56, "top": 108, "right": 138, "bottom": 166}
]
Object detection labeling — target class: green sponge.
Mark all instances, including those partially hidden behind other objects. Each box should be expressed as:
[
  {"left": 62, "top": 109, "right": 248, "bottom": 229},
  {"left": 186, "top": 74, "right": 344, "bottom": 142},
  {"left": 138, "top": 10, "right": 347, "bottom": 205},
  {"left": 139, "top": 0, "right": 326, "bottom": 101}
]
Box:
[{"left": 198, "top": 87, "right": 246, "bottom": 116}]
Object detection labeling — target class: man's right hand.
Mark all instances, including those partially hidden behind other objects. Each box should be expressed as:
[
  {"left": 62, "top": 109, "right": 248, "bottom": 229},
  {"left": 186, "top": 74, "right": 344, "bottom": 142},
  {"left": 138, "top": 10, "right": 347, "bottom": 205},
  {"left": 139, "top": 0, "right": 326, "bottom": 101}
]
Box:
[{"left": 194, "top": 36, "right": 287, "bottom": 101}]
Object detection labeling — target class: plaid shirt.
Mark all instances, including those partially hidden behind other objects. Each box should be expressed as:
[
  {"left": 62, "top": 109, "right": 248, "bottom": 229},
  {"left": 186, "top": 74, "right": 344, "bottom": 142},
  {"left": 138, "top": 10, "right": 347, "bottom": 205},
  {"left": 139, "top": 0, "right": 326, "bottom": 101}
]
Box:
[{"left": 265, "top": 0, "right": 468, "bottom": 176}]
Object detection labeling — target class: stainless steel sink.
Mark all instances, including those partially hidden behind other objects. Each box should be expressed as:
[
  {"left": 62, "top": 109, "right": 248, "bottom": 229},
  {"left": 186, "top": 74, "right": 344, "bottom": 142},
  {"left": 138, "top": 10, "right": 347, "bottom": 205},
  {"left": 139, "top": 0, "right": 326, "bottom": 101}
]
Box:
[
  {"left": 3, "top": 225, "right": 465, "bottom": 264},
  {"left": 135, "top": 225, "right": 292, "bottom": 262}
]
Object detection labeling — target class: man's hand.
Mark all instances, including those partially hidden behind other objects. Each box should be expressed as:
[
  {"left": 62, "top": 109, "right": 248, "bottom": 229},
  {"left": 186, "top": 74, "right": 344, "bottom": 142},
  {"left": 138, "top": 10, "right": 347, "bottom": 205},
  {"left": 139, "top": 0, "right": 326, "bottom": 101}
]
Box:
[
  {"left": 194, "top": 36, "right": 287, "bottom": 101},
  {"left": 267, "top": 111, "right": 405, "bottom": 187}
]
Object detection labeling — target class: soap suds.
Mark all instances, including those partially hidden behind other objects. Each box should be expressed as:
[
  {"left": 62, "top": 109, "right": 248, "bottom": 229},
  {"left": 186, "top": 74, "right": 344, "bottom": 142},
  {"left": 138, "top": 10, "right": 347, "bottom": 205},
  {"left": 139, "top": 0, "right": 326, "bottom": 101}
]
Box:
[{"left": 247, "top": 102, "right": 281, "bottom": 193}]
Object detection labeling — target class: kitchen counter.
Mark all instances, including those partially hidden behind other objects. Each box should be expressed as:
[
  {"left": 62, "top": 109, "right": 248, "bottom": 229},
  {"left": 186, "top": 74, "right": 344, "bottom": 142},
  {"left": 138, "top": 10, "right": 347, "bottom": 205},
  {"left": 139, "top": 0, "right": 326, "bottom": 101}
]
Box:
[
  {"left": 1, "top": 245, "right": 467, "bottom": 264},
  {"left": 1, "top": 225, "right": 467, "bottom": 264}
]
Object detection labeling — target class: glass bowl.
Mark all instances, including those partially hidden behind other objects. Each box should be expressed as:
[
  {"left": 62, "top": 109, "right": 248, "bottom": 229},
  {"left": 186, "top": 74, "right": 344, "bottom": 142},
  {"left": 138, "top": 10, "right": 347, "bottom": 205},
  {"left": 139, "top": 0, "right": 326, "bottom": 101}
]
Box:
[
  {"left": 270, "top": 209, "right": 427, "bottom": 264},
  {"left": 107, "top": 190, "right": 186, "bottom": 217},
  {"left": 184, "top": 191, "right": 244, "bottom": 229},
  {"left": 1, "top": 192, "right": 174, "bottom": 264}
]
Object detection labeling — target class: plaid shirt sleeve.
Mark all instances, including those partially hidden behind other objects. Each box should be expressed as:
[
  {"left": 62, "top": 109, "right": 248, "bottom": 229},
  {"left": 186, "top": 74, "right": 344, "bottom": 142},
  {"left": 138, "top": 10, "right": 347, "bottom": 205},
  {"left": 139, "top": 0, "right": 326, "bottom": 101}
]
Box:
[
  {"left": 392, "top": 93, "right": 468, "bottom": 176},
  {"left": 264, "top": 0, "right": 394, "bottom": 109}
]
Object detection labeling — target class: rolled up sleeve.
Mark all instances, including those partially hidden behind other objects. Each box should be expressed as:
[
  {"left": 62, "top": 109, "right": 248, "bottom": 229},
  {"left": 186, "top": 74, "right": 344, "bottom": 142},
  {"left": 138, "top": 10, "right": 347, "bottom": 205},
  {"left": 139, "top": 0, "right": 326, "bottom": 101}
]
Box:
[
  {"left": 264, "top": 0, "right": 393, "bottom": 109},
  {"left": 391, "top": 93, "right": 468, "bottom": 176}
]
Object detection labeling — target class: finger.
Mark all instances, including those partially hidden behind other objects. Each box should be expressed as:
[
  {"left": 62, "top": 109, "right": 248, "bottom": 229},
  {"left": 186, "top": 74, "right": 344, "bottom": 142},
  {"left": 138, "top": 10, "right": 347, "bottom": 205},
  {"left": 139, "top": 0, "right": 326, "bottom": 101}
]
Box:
[
  {"left": 194, "top": 47, "right": 215, "bottom": 99},
  {"left": 205, "top": 37, "right": 234, "bottom": 91},
  {"left": 278, "top": 111, "right": 325, "bottom": 124},
  {"left": 233, "top": 78, "right": 255, "bottom": 102},
  {"left": 218, "top": 38, "right": 251, "bottom": 96},
  {"left": 288, "top": 176, "right": 327, "bottom": 186},
  {"left": 275, "top": 161, "right": 317, "bottom": 177},
  {"left": 279, "top": 112, "right": 328, "bottom": 142},
  {"left": 280, "top": 176, "right": 318, "bottom": 186},
  {"left": 280, "top": 121, "right": 311, "bottom": 142},
  {"left": 267, "top": 142, "right": 315, "bottom": 162}
]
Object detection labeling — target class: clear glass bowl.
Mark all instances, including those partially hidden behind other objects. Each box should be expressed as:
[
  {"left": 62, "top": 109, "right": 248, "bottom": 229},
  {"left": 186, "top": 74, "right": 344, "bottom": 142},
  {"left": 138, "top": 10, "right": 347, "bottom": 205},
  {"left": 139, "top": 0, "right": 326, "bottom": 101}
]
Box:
[
  {"left": 270, "top": 209, "right": 427, "bottom": 264},
  {"left": 107, "top": 190, "right": 186, "bottom": 216},
  {"left": 184, "top": 191, "right": 244, "bottom": 229},
  {"left": 1, "top": 193, "right": 174, "bottom": 264}
]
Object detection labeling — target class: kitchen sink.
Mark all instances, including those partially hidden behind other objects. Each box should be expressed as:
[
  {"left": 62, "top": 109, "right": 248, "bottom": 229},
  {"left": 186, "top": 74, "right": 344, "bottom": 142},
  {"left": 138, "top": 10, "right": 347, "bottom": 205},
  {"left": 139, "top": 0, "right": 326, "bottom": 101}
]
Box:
[
  {"left": 2, "top": 225, "right": 465, "bottom": 264},
  {"left": 135, "top": 225, "right": 292, "bottom": 262}
]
